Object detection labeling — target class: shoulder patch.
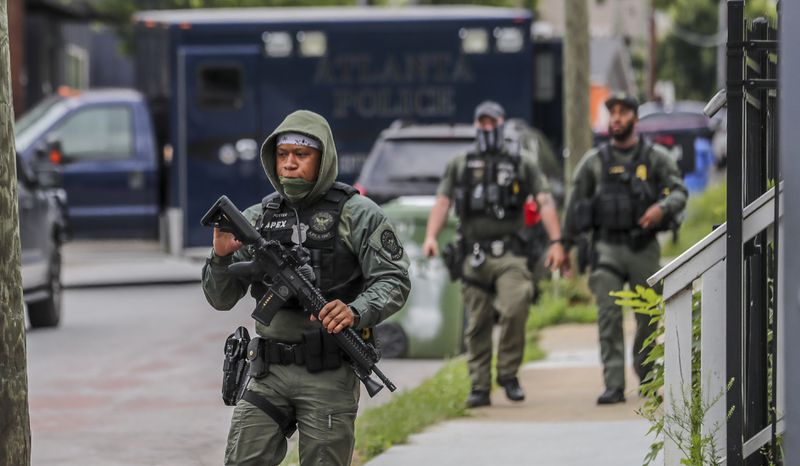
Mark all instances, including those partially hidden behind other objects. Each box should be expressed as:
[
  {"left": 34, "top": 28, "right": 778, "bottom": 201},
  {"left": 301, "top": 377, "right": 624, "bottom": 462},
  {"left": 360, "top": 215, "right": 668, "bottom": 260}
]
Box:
[{"left": 380, "top": 229, "right": 404, "bottom": 261}]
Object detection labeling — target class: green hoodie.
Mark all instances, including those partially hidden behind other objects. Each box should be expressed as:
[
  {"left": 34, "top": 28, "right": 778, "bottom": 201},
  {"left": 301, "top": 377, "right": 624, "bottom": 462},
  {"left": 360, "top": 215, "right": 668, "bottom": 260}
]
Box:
[
  {"left": 201, "top": 110, "right": 411, "bottom": 342},
  {"left": 260, "top": 110, "right": 338, "bottom": 207}
]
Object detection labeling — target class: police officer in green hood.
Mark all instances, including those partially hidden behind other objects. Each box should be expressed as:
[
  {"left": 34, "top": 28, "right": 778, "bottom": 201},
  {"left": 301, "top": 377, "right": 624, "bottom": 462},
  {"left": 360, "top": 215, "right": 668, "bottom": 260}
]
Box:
[
  {"left": 563, "top": 93, "right": 687, "bottom": 404},
  {"left": 202, "top": 110, "right": 411, "bottom": 465},
  {"left": 423, "top": 101, "right": 568, "bottom": 408}
]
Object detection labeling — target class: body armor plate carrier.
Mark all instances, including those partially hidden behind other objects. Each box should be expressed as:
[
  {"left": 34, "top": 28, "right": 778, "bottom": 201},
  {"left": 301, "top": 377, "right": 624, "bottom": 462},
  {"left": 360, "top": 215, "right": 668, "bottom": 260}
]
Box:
[
  {"left": 251, "top": 182, "right": 364, "bottom": 308},
  {"left": 454, "top": 150, "right": 528, "bottom": 221},
  {"left": 579, "top": 140, "right": 666, "bottom": 250}
]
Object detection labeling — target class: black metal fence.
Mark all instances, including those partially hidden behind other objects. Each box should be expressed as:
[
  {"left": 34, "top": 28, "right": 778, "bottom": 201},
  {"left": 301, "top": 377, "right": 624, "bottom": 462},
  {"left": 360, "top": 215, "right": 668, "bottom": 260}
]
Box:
[{"left": 725, "top": 1, "right": 780, "bottom": 464}]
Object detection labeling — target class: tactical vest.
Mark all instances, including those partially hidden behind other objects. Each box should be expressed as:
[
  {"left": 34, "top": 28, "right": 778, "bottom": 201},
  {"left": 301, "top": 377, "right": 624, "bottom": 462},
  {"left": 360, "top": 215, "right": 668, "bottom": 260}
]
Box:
[
  {"left": 592, "top": 140, "right": 658, "bottom": 236},
  {"left": 250, "top": 182, "right": 364, "bottom": 308},
  {"left": 454, "top": 150, "right": 528, "bottom": 221}
]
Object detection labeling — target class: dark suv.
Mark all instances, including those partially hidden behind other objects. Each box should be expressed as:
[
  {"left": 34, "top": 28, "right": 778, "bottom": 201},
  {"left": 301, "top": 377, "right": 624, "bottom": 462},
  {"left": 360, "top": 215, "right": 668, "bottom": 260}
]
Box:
[
  {"left": 355, "top": 119, "right": 563, "bottom": 204},
  {"left": 17, "top": 153, "right": 69, "bottom": 328}
]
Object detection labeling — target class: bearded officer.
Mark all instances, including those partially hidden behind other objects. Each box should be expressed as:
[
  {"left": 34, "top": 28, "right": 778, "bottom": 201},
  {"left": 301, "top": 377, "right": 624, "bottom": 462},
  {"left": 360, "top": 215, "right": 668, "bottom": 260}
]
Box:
[{"left": 563, "top": 93, "right": 687, "bottom": 404}]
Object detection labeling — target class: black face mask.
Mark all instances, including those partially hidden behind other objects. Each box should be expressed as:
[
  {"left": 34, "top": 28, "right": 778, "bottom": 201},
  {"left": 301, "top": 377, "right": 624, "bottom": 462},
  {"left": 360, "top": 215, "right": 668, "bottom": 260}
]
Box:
[{"left": 476, "top": 124, "right": 504, "bottom": 154}]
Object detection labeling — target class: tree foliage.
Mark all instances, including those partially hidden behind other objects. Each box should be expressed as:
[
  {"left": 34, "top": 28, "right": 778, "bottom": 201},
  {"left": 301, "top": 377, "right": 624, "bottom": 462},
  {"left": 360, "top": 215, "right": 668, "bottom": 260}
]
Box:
[
  {"left": 654, "top": 0, "right": 777, "bottom": 101},
  {"left": 657, "top": 0, "right": 719, "bottom": 101}
]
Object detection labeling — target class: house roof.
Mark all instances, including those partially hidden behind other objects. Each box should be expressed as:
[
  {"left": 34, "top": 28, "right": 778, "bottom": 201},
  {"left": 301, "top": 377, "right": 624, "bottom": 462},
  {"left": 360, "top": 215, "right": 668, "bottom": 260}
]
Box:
[{"left": 590, "top": 36, "right": 637, "bottom": 94}]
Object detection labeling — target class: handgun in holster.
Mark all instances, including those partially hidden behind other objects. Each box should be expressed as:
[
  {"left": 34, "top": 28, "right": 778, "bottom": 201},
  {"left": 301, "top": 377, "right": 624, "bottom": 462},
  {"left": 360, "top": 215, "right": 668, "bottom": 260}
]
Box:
[{"left": 222, "top": 326, "right": 251, "bottom": 406}]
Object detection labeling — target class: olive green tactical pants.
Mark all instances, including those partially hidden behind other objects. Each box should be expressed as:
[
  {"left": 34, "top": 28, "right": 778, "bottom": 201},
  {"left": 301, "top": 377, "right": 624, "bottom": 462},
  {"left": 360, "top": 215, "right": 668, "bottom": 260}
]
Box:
[
  {"left": 462, "top": 253, "right": 534, "bottom": 391},
  {"left": 588, "top": 239, "right": 661, "bottom": 391},
  {"left": 225, "top": 364, "right": 359, "bottom": 466}
]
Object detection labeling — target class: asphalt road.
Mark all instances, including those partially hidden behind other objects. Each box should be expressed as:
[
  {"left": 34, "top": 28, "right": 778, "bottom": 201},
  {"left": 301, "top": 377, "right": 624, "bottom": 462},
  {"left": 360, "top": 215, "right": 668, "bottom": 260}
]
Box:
[{"left": 26, "top": 284, "right": 443, "bottom": 466}]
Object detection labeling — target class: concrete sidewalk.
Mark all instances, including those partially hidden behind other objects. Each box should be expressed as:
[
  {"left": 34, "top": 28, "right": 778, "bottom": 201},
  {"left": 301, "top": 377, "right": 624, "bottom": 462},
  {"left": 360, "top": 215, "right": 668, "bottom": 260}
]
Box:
[
  {"left": 366, "top": 322, "right": 661, "bottom": 466},
  {"left": 62, "top": 240, "right": 203, "bottom": 288}
]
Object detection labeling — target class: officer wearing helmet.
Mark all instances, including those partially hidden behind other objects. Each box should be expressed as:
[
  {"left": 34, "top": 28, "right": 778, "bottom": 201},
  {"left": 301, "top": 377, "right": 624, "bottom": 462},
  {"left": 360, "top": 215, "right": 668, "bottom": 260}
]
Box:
[
  {"left": 563, "top": 93, "right": 687, "bottom": 404},
  {"left": 423, "top": 100, "right": 567, "bottom": 408}
]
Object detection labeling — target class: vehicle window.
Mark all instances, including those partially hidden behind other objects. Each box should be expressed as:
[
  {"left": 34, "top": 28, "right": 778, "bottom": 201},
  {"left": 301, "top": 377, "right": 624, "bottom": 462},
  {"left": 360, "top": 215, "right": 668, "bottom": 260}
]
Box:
[
  {"left": 15, "top": 154, "right": 35, "bottom": 186},
  {"left": 534, "top": 51, "right": 556, "bottom": 102},
  {"left": 197, "top": 65, "right": 244, "bottom": 109},
  {"left": 14, "top": 96, "right": 70, "bottom": 153},
  {"left": 51, "top": 106, "right": 134, "bottom": 161},
  {"left": 368, "top": 139, "right": 474, "bottom": 184}
]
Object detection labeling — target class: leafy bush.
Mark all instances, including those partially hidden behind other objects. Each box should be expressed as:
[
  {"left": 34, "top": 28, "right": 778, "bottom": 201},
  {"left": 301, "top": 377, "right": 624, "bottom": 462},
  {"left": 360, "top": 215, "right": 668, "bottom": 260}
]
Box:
[{"left": 662, "top": 182, "right": 726, "bottom": 258}]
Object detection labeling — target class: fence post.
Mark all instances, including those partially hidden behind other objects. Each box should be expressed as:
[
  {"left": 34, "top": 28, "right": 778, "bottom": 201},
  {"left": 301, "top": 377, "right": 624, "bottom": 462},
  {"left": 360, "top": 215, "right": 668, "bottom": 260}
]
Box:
[
  {"left": 725, "top": 1, "right": 745, "bottom": 462},
  {"left": 663, "top": 288, "right": 693, "bottom": 465}
]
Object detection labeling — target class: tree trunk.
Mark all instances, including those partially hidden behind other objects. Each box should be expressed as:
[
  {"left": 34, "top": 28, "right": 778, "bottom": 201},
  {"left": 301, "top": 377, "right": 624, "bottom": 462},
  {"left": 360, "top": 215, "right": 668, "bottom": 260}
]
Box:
[
  {"left": 563, "top": 0, "right": 592, "bottom": 186},
  {"left": 0, "top": 0, "right": 32, "bottom": 464}
]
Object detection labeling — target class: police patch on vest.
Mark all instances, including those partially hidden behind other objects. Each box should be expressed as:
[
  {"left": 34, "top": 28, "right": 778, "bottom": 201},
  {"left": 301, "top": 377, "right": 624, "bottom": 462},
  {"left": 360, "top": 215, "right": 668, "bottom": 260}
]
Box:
[
  {"left": 380, "top": 230, "right": 403, "bottom": 261},
  {"left": 636, "top": 164, "right": 648, "bottom": 181},
  {"left": 307, "top": 211, "right": 336, "bottom": 241}
]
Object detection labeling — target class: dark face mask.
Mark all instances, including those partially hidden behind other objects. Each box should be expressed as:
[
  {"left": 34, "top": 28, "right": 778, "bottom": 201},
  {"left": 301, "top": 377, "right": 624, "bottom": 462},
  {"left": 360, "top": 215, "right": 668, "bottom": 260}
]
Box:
[{"left": 476, "top": 124, "right": 504, "bottom": 154}]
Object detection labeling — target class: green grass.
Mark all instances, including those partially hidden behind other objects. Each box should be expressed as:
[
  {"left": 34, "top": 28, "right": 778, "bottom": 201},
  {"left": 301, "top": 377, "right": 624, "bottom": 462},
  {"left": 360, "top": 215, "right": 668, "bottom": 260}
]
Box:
[
  {"left": 352, "top": 360, "right": 470, "bottom": 464},
  {"left": 662, "top": 182, "right": 727, "bottom": 258},
  {"left": 280, "top": 277, "right": 598, "bottom": 466}
]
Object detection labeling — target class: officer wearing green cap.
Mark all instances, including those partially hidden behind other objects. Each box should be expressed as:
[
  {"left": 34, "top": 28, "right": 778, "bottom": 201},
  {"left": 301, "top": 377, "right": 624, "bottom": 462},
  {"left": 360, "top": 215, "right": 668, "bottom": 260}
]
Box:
[
  {"left": 563, "top": 93, "right": 687, "bottom": 404},
  {"left": 202, "top": 110, "right": 410, "bottom": 465},
  {"left": 423, "top": 100, "right": 568, "bottom": 408}
]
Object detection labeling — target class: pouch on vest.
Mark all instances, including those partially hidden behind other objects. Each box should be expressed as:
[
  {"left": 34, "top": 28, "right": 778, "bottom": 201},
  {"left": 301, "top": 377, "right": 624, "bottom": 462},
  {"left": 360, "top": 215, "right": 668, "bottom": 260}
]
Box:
[
  {"left": 594, "top": 192, "right": 636, "bottom": 231},
  {"left": 247, "top": 337, "right": 269, "bottom": 379},
  {"left": 302, "top": 329, "right": 342, "bottom": 373},
  {"left": 571, "top": 199, "right": 595, "bottom": 233},
  {"left": 322, "top": 332, "right": 342, "bottom": 371},
  {"left": 303, "top": 329, "right": 325, "bottom": 373}
]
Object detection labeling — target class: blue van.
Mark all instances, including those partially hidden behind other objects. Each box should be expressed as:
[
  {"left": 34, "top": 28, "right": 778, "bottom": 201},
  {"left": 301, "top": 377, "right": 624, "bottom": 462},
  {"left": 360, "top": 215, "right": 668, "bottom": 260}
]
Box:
[{"left": 17, "top": 6, "right": 534, "bottom": 251}]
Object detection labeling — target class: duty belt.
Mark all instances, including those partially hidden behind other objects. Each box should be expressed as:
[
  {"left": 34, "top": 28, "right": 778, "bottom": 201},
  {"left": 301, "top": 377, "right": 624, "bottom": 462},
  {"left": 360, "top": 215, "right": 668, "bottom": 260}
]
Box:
[
  {"left": 596, "top": 229, "right": 656, "bottom": 247},
  {"left": 250, "top": 332, "right": 344, "bottom": 374},
  {"left": 467, "top": 235, "right": 527, "bottom": 263},
  {"left": 265, "top": 340, "right": 307, "bottom": 366}
]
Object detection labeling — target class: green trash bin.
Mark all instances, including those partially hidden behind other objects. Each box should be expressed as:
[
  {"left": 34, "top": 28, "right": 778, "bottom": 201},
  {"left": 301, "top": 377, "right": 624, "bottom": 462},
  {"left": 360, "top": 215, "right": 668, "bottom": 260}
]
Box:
[{"left": 375, "top": 196, "right": 464, "bottom": 359}]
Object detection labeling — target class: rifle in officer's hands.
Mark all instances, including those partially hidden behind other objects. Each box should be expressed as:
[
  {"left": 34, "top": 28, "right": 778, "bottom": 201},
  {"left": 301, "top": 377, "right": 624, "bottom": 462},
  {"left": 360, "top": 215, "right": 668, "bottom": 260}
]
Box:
[{"left": 201, "top": 195, "right": 396, "bottom": 397}]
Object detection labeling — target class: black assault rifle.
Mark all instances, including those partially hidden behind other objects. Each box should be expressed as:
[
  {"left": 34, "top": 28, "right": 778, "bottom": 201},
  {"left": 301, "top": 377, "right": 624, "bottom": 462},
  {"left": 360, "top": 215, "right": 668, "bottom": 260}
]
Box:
[{"left": 201, "top": 195, "right": 396, "bottom": 397}]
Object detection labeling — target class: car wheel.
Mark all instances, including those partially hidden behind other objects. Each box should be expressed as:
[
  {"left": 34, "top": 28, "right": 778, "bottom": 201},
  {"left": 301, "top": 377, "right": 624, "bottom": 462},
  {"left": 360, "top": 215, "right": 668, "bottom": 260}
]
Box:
[
  {"left": 28, "top": 248, "right": 62, "bottom": 328},
  {"left": 375, "top": 322, "right": 408, "bottom": 359}
]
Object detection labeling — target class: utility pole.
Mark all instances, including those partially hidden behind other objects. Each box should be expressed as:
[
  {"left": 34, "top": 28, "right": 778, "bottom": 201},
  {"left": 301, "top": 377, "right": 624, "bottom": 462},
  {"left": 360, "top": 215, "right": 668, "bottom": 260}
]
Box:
[
  {"left": 0, "top": 1, "right": 32, "bottom": 464},
  {"left": 647, "top": 2, "right": 658, "bottom": 100},
  {"left": 7, "top": 0, "right": 23, "bottom": 116},
  {"left": 563, "top": 0, "right": 592, "bottom": 184}
]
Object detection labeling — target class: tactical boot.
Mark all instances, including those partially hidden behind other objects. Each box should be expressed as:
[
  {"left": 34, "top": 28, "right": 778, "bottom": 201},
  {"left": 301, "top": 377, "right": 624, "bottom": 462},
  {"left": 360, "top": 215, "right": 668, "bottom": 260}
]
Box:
[
  {"left": 596, "top": 388, "right": 626, "bottom": 405},
  {"left": 465, "top": 389, "right": 491, "bottom": 408},
  {"left": 497, "top": 376, "right": 525, "bottom": 402}
]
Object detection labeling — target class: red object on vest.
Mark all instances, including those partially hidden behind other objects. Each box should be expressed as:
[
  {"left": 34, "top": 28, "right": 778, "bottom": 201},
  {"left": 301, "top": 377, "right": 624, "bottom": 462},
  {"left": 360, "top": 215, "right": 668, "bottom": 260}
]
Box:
[{"left": 524, "top": 199, "right": 541, "bottom": 226}]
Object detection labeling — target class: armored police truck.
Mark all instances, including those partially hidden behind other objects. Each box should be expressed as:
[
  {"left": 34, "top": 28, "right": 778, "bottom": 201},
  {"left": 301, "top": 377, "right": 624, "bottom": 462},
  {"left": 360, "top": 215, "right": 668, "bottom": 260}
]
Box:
[{"left": 17, "top": 6, "right": 535, "bottom": 252}]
